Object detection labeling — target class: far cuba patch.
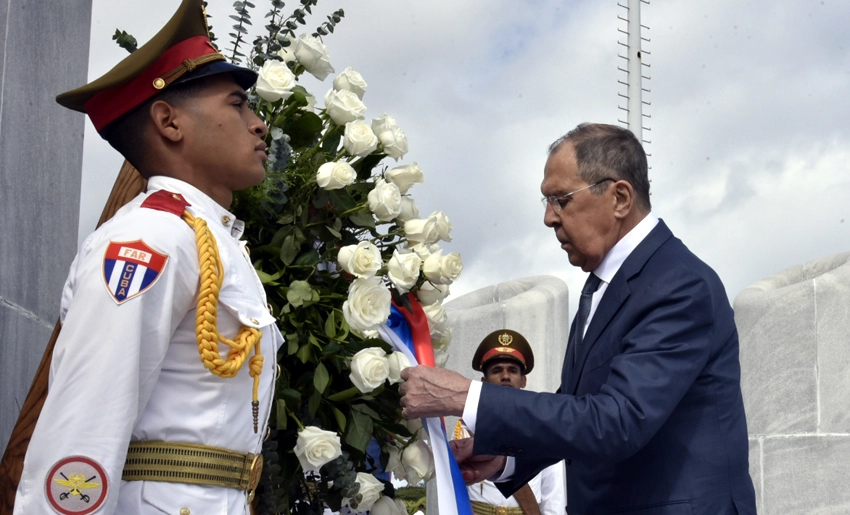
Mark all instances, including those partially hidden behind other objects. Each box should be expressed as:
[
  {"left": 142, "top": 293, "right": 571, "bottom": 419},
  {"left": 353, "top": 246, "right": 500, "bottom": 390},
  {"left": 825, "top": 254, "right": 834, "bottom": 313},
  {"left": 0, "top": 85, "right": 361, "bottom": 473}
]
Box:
[{"left": 102, "top": 240, "right": 168, "bottom": 304}]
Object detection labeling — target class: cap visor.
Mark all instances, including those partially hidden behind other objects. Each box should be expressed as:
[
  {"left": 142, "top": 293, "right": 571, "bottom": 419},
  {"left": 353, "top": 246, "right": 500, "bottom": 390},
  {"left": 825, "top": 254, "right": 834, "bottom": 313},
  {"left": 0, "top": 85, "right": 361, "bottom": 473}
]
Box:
[{"left": 172, "top": 61, "right": 257, "bottom": 90}]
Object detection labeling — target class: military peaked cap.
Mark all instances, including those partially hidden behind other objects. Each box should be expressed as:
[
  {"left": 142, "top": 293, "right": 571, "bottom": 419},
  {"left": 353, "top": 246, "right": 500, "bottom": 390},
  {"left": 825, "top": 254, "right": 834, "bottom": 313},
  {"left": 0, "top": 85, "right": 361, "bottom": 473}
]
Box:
[
  {"left": 56, "top": 0, "right": 257, "bottom": 133},
  {"left": 472, "top": 329, "right": 534, "bottom": 374}
]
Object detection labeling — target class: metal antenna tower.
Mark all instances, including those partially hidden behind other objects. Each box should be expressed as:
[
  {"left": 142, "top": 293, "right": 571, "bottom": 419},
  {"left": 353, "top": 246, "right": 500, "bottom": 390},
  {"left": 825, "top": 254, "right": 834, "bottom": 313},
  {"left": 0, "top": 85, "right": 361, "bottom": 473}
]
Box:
[{"left": 617, "top": 0, "right": 651, "bottom": 148}]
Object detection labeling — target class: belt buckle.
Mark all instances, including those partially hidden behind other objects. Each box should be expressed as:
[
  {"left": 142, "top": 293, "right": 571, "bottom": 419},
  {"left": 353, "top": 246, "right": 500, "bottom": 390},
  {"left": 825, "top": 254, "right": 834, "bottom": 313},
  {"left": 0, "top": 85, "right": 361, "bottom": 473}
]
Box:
[
  {"left": 496, "top": 507, "right": 508, "bottom": 515},
  {"left": 246, "top": 453, "right": 264, "bottom": 502}
]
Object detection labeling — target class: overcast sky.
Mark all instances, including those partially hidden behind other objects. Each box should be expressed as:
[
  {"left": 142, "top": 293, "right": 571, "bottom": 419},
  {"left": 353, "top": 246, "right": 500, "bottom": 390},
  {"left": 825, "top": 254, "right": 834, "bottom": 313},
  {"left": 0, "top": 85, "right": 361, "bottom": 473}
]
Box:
[{"left": 78, "top": 0, "right": 850, "bottom": 320}]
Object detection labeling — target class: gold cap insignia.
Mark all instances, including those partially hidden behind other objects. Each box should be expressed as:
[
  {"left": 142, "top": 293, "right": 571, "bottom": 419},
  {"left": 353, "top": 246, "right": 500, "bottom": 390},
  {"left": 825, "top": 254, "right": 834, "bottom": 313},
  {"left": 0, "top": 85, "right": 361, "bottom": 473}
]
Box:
[{"left": 498, "top": 333, "right": 513, "bottom": 346}]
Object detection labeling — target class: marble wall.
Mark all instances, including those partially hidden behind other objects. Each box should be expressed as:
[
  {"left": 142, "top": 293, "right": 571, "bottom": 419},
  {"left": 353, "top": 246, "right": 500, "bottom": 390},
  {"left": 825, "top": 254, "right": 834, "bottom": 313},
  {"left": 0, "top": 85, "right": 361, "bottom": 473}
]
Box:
[
  {"left": 0, "top": 0, "right": 91, "bottom": 457},
  {"left": 736, "top": 251, "right": 850, "bottom": 514}
]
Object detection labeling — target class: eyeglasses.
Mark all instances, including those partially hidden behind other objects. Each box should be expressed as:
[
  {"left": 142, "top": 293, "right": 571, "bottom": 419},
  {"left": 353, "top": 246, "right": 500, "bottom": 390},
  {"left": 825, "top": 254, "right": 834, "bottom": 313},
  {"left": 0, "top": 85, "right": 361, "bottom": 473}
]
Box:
[{"left": 540, "top": 178, "right": 616, "bottom": 212}]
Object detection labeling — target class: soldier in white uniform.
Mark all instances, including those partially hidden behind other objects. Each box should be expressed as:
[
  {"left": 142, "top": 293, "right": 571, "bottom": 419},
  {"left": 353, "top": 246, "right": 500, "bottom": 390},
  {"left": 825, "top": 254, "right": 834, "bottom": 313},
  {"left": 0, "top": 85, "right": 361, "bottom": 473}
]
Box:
[
  {"left": 12, "top": 0, "right": 282, "bottom": 513},
  {"left": 454, "top": 330, "right": 565, "bottom": 515}
]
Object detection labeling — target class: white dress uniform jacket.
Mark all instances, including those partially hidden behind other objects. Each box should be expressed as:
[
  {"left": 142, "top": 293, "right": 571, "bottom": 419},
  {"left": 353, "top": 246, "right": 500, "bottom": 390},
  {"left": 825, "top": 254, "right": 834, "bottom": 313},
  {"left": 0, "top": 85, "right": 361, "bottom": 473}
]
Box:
[
  {"left": 14, "top": 176, "right": 283, "bottom": 515},
  {"left": 456, "top": 423, "right": 566, "bottom": 515}
]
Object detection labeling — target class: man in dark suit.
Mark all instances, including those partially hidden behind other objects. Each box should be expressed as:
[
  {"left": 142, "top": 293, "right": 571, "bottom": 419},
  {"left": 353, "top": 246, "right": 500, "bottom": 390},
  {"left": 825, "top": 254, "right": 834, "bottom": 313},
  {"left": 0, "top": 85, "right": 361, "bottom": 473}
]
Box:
[{"left": 400, "top": 123, "right": 756, "bottom": 514}]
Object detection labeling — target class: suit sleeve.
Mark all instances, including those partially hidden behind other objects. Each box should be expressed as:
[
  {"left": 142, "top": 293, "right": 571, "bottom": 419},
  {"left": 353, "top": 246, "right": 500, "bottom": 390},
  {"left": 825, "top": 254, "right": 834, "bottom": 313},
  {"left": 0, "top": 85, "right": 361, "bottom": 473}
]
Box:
[
  {"left": 13, "top": 214, "right": 197, "bottom": 515},
  {"left": 480, "top": 265, "right": 719, "bottom": 494}
]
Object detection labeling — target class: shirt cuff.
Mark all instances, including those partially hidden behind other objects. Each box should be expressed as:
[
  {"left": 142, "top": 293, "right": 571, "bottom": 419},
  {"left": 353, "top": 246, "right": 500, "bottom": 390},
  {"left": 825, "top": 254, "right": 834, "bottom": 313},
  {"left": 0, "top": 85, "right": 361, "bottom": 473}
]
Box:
[
  {"left": 462, "top": 380, "right": 482, "bottom": 433},
  {"left": 494, "top": 457, "right": 515, "bottom": 482}
]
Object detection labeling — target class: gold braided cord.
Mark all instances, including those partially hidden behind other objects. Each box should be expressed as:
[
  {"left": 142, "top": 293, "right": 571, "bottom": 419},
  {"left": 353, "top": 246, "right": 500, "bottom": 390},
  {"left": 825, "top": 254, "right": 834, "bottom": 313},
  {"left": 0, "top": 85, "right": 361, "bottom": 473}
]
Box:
[
  {"left": 453, "top": 419, "right": 464, "bottom": 441},
  {"left": 182, "top": 211, "right": 264, "bottom": 430}
]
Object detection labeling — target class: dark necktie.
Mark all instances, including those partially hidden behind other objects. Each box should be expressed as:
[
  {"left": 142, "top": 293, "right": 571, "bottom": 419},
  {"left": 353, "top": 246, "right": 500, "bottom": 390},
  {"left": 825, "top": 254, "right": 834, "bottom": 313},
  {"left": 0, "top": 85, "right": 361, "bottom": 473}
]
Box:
[{"left": 573, "top": 273, "right": 603, "bottom": 363}]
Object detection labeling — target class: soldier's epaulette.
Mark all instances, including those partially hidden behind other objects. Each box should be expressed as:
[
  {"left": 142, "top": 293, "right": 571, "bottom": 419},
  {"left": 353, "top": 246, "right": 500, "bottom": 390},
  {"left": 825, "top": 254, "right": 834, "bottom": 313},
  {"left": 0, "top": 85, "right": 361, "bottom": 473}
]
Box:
[{"left": 141, "top": 190, "right": 191, "bottom": 216}]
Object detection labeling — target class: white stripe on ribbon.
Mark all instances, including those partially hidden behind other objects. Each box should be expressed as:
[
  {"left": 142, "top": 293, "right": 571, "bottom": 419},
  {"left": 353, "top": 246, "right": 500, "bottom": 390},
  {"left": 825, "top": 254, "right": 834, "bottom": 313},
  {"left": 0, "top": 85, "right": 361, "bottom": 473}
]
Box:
[{"left": 378, "top": 324, "right": 462, "bottom": 515}]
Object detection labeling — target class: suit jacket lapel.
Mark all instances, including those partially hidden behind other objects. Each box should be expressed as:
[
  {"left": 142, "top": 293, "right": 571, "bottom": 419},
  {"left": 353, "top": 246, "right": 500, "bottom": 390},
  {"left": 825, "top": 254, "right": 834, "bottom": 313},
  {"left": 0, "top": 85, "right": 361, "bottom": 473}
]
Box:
[{"left": 567, "top": 220, "right": 674, "bottom": 394}]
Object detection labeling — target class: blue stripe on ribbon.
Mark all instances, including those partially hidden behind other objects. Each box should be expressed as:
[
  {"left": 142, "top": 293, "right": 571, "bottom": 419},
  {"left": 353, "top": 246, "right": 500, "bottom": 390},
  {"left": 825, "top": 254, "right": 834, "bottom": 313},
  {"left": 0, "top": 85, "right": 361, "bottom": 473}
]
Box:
[
  {"left": 385, "top": 309, "right": 473, "bottom": 515},
  {"left": 387, "top": 305, "right": 415, "bottom": 355}
]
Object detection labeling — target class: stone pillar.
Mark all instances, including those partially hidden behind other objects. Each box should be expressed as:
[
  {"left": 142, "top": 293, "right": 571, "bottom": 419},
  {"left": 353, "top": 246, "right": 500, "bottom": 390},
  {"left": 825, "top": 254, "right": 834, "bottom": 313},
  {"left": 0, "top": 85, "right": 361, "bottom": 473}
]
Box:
[
  {"left": 0, "top": 0, "right": 92, "bottom": 457},
  {"left": 425, "top": 275, "right": 570, "bottom": 511},
  {"left": 735, "top": 251, "right": 850, "bottom": 514}
]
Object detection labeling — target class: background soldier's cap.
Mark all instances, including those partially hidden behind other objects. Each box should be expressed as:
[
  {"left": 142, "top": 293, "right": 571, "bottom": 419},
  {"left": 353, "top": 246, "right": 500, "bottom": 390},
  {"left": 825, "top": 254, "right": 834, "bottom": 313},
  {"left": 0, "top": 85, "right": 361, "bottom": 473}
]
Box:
[
  {"left": 56, "top": 0, "right": 257, "bottom": 134},
  {"left": 471, "top": 329, "right": 534, "bottom": 374}
]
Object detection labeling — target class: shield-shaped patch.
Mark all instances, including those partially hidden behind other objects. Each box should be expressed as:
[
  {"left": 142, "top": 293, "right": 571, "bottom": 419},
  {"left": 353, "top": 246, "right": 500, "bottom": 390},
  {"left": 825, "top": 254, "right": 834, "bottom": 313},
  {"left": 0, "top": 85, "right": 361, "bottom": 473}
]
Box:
[{"left": 102, "top": 240, "right": 168, "bottom": 304}]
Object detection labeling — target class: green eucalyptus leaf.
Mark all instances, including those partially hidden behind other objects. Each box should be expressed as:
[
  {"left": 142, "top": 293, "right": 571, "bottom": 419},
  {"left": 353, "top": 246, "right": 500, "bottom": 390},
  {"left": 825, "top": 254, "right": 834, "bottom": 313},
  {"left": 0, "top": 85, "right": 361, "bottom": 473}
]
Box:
[
  {"left": 351, "top": 403, "right": 380, "bottom": 420},
  {"left": 293, "top": 249, "right": 321, "bottom": 266},
  {"left": 280, "top": 388, "right": 302, "bottom": 409},
  {"left": 280, "top": 234, "right": 299, "bottom": 265},
  {"left": 331, "top": 406, "right": 347, "bottom": 432},
  {"left": 296, "top": 343, "right": 312, "bottom": 363},
  {"left": 276, "top": 399, "right": 288, "bottom": 429},
  {"left": 308, "top": 387, "right": 322, "bottom": 417},
  {"left": 328, "top": 387, "right": 359, "bottom": 402},
  {"left": 287, "top": 280, "right": 316, "bottom": 307},
  {"left": 314, "top": 362, "right": 330, "bottom": 393},
  {"left": 324, "top": 310, "right": 337, "bottom": 338},
  {"left": 345, "top": 409, "right": 373, "bottom": 452},
  {"left": 348, "top": 210, "right": 376, "bottom": 229}
]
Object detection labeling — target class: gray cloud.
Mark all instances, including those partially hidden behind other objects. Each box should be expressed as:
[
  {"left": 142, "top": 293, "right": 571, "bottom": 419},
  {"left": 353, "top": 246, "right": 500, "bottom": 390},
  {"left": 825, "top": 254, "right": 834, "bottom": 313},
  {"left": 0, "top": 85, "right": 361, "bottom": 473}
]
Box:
[{"left": 78, "top": 0, "right": 850, "bottom": 319}]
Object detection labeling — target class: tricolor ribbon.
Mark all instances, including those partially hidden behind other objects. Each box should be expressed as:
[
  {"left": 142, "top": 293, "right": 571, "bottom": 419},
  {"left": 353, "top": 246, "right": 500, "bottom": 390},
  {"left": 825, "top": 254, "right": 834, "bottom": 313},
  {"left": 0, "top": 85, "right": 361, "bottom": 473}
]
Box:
[{"left": 378, "top": 298, "right": 473, "bottom": 515}]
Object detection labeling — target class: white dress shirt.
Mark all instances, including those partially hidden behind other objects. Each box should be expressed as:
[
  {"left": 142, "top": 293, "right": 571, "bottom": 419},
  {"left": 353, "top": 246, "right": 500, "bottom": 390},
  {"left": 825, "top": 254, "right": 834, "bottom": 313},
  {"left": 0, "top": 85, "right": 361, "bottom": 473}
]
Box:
[
  {"left": 15, "top": 176, "right": 283, "bottom": 515},
  {"left": 462, "top": 212, "right": 659, "bottom": 480}
]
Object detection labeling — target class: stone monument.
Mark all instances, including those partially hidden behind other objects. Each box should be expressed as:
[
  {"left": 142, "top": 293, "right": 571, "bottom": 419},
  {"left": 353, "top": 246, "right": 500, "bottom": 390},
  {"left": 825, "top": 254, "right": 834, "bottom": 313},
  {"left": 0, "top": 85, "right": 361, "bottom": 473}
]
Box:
[
  {"left": 736, "top": 251, "right": 850, "bottom": 514},
  {"left": 0, "top": 0, "right": 93, "bottom": 458}
]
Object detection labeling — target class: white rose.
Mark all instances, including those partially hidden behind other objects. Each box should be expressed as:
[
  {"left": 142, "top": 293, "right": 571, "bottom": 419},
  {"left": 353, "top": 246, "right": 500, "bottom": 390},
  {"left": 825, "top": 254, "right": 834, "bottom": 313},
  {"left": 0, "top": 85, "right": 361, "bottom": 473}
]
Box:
[
  {"left": 343, "top": 120, "right": 379, "bottom": 157},
  {"left": 415, "top": 281, "right": 450, "bottom": 306},
  {"left": 371, "top": 496, "right": 407, "bottom": 515},
  {"left": 428, "top": 210, "right": 453, "bottom": 242},
  {"left": 337, "top": 241, "right": 382, "bottom": 278},
  {"left": 384, "top": 163, "right": 424, "bottom": 195},
  {"left": 433, "top": 326, "right": 453, "bottom": 350},
  {"left": 406, "top": 242, "right": 439, "bottom": 261},
  {"left": 316, "top": 161, "right": 356, "bottom": 190},
  {"left": 343, "top": 276, "right": 391, "bottom": 332},
  {"left": 385, "top": 442, "right": 405, "bottom": 477},
  {"left": 325, "top": 89, "right": 366, "bottom": 125},
  {"left": 371, "top": 113, "right": 398, "bottom": 138},
  {"left": 276, "top": 35, "right": 298, "bottom": 62},
  {"left": 396, "top": 196, "right": 420, "bottom": 223},
  {"left": 333, "top": 67, "right": 367, "bottom": 99},
  {"left": 367, "top": 179, "right": 402, "bottom": 222},
  {"left": 304, "top": 92, "right": 317, "bottom": 111},
  {"left": 349, "top": 346, "right": 390, "bottom": 393},
  {"left": 294, "top": 33, "right": 335, "bottom": 80},
  {"left": 404, "top": 418, "right": 424, "bottom": 439},
  {"left": 401, "top": 438, "right": 435, "bottom": 484},
  {"left": 422, "top": 301, "right": 448, "bottom": 334},
  {"left": 387, "top": 351, "right": 412, "bottom": 385},
  {"left": 403, "top": 218, "right": 439, "bottom": 245},
  {"left": 293, "top": 426, "right": 342, "bottom": 472},
  {"left": 255, "top": 60, "right": 296, "bottom": 102},
  {"left": 387, "top": 250, "right": 421, "bottom": 293},
  {"left": 422, "top": 250, "right": 463, "bottom": 285},
  {"left": 344, "top": 472, "right": 385, "bottom": 513},
  {"left": 434, "top": 346, "right": 449, "bottom": 368}
]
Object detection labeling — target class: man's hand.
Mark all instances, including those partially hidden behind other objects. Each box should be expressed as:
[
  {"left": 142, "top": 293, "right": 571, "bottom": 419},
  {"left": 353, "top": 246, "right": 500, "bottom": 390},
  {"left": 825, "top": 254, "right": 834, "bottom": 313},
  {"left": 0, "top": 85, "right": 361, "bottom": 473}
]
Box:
[
  {"left": 398, "top": 366, "right": 471, "bottom": 419},
  {"left": 450, "top": 437, "right": 507, "bottom": 484}
]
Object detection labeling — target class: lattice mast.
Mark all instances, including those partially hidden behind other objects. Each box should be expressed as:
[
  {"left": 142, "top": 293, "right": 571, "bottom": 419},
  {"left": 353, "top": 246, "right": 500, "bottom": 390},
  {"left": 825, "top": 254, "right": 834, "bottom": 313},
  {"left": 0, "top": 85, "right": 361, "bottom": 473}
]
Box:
[{"left": 617, "top": 0, "right": 650, "bottom": 148}]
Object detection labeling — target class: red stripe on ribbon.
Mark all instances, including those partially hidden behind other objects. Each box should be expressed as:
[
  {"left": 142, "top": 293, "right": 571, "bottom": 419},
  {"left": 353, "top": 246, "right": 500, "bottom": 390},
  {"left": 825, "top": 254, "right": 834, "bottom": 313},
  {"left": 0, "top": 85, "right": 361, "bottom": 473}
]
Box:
[{"left": 392, "top": 295, "right": 435, "bottom": 367}]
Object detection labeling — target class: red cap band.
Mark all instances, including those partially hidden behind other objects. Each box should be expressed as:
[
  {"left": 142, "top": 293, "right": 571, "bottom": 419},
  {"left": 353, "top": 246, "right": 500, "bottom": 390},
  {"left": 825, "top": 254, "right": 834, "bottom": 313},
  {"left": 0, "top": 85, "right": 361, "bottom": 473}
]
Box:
[
  {"left": 481, "top": 347, "right": 526, "bottom": 368},
  {"left": 85, "top": 36, "right": 221, "bottom": 132}
]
